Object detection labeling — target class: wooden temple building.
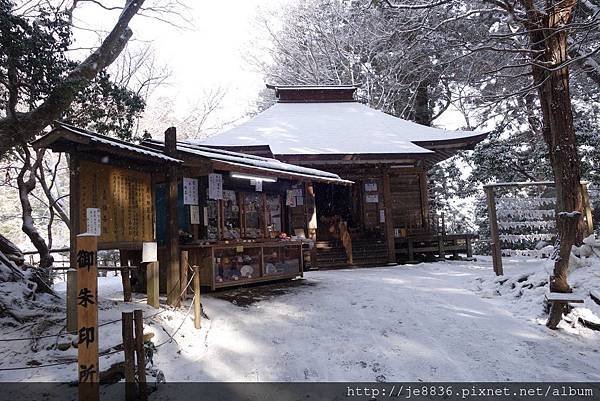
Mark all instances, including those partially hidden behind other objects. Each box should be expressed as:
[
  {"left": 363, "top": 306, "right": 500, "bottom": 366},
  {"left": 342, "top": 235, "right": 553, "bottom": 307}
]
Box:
[
  {"left": 32, "top": 84, "right": 485, "bottom": 303},
  {"left": 193, "top": 85, "right": 487, "bottom": 268},
  {"left": 33, "top": 122, "right": 350, "bottom": 304}
]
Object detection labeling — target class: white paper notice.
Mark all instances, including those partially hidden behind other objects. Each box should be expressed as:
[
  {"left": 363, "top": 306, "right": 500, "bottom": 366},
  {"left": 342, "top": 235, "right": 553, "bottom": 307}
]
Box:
[
  {"left": 366, "top": 194, "right": 379, "bottom": 203},
  {"left": 255, "top": 180, "right": 262, "bottom": 192},
  {"left": 365, "top": 180, "right": 378, "bottom": 192},
  {"left": 190, "top": 205, "right": 200, "bottom": 224},
  {"left": 208, "top": 173, "right": 223, "bottom": 200},
  {"left": 379, "top": 209, "right": 385, "bottom": 223},
  {"left": 183, "top": 177, "right": 199, "bottom": 205},
  {"left": 86, "top": 208, "right": 101, "bottom": 236}
]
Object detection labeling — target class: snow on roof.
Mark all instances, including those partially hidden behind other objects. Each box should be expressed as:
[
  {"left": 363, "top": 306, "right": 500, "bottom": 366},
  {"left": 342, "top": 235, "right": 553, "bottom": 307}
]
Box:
[
  {"left": 45, "top": 122, "right": 182, "bottom": 163},
  {"left": 145, "top": 140, "right": 352, "bottom": 184},
  {"left": 194, "top": 102, "right": 482, "bottom": 155}
]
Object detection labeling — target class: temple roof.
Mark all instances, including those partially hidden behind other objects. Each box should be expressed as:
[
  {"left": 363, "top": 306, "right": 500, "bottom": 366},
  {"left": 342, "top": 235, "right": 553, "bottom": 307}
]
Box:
[{"left": 193, "top": 101, "right": 485, "bottom": 157}]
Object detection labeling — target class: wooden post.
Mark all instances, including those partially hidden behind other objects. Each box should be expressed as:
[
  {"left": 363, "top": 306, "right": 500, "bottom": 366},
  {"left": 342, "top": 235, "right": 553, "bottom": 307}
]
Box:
[
  {"left": 418, "top": 170, "right": 430, "bottom": 229},
  {"left": 121, "top": 311, "right": 135, "bottom": 401},
  {"left": 76, "top": 234, "right": 99, "bottom": 401},
  {"left": 68, "top": 154, "right": 80, "bottom": 332},
  {"left": 146, "top": 261, "right": 159, "bottom": 308},
  {"left": 381, "top": 169, "right": 396, "bottom": 264},
  {"left": 165, "top": 127, "right": 180, "bottom": 307},
  {"left": 485, "top": 186, "right": 503, "bottom": 276},
  {"left": 581, "top": 183, "right": 594, "bottom": 235},
  {"left": 466, "top": 236, "right": 473, "bottom": 258},
  {"left": 66, "top": 269, "right": 78, "bottom": 332},
  {"left": 193, "top": 265, "right": 201, "bottom": 329},
  {"left": 180, "top": 250, "right": 189, "bottom": 303},
  {"left": 133, "top": 309, "right": 148, "bottom": 401},
  {"left": 438, "top": 212, "right": 446, "bottom": 260},
  {"left": 408, "top": 239, "right": 415, "bottom": 263},
  {"left": 119, "top": 250, "right": 132, "bottom": 302}
]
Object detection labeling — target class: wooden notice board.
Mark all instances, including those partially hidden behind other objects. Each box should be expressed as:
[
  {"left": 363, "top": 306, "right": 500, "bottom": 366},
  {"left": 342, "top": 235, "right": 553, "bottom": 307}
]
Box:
[{"left": 79, "top": 160, "right": 154, "bottom": 245}]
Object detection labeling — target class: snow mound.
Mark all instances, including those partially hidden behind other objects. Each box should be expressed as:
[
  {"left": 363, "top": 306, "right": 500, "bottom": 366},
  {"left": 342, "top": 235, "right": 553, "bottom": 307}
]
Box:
[{"left": 472, "top": 253, "right": 600, "bottom": 335}]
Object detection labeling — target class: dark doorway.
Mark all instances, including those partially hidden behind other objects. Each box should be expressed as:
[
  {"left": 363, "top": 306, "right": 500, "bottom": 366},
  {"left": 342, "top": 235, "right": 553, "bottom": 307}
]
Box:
[{"left": 314, "top": 182, "right": 355, "bottom": 239}]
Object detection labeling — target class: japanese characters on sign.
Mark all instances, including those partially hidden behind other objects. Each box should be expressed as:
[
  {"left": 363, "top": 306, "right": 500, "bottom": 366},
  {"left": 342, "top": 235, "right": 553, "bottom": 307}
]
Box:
[
  {"left": 183, "top": 177, "right": 199, "bottom": 205},
  {"left": 76, "top": 234, "right": 99, "bottom": 400},
  {"left": 208, "top": 173, "right": 223, "bottom": 200},
  {"left": 86, "top": 208, "right": 101, "bottom": 236},
  {"left": 190, "top": 205, "right": 200, "bottom": 225},
  {"left": 366, "top": 194, "right": 379, "bottom": 203}
]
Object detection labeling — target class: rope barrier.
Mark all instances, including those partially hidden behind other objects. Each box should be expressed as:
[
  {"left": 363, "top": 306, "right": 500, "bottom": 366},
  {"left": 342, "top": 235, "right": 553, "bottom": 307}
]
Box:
[
  {"left": 0, "top": 263, "right": 201, "bottom": 370},
  {"left": 0, "top": 309, "right": 166, "bottom": 342}
]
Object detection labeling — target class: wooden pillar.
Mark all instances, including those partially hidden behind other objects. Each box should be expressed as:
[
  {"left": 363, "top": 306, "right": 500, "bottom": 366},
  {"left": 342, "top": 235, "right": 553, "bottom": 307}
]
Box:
[
  {"left": 133, "top": 309, "right": 148, "bottom": 401},
  {"left": 68, "top": 154, "right": 80, "bottom": 332},
  {"left": 408, "top": 239, "right": 415, "bottom": 262},
  {"left": 193, "top": 265, "right": 201, "bottom": 329},
  {"left": 164, "top": 127, "right": 180, "bottom": 306},
  {"left": 581, "top": 183, "right": 594, "bottom": 235},
  {"left": 261, "top": 192, "right": 268, "bottom": 238},
  {"left": 76, "top": 234, "right": 99, "bottom": 401},
  {"left": 485, "top": 186, "right": 503, "bottom": 276},
  {"left": 438, "top": 212, "right": 446, "bottom": 260},
  {"left": 180, "top": 250, "right": 189, "bottom": 303},
  {"left": 466, "top": 237, "right": 473, "bottom": 258},
  {"left": 305, "top": 181, "right": 317, "bottom": 240},
  {"left": 146, "top": 261, "right": 159, "bottom": 308},
  {"left": 381, "top": 169, "right": 396, "bottom": 264},
  {"left": 418, "top": 170, "right": 430, "bottom": 229},
  {"left": 121, "top": 311, "right": 135, "bottom": 401},
  {"left": 119, "top": 250, "right": 132, "bottom": 302}
]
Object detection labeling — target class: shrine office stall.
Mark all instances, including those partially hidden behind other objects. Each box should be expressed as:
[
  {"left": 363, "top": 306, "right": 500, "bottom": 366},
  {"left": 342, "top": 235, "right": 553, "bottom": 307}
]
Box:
[{"left": 33, "top": 123, "right": 351, "bottom": 298}]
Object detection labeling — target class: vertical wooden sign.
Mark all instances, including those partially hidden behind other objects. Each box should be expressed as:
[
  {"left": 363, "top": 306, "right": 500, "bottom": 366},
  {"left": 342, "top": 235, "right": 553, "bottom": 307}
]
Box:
[{"left": 76, "top": 234, "right": 99, "bottom": 401}]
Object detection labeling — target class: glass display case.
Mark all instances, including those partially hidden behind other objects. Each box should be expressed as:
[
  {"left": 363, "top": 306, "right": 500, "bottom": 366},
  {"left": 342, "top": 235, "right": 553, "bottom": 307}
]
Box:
[
  {"left": 206, "top": 198, "right": 219, "bottom": 240},
  {"left": 266, "top": 194, "right": 282, "bottom": 236},
  {"left": 213, "top": 245, "right": 262, "bottom": 284},
  {"left": 263, "top": 243, "right": 302, "bottom": 277},
  {"left": 243, "top": 192, "right": 263, "bottom": 239},
  {"left": 222, "top": 190, "right": 240, "bottom": 240}
]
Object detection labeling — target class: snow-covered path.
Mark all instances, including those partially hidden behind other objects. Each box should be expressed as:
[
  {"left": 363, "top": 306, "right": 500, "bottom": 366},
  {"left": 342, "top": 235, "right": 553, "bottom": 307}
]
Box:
[
  {"left": 2, "top": 258, "right": 599, "bottom": 382},
  {"left": 153, "top": 259, "right": 599, "bottom": 382}
]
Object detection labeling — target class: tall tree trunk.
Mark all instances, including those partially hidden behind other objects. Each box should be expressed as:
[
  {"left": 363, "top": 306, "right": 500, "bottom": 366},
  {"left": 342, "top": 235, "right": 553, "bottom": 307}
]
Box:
[
  {"left": 16, "top": 146, "right": 54, "bottom": 276},
  {"left": 523, "top": 0, "right": 583, "bottom": 327}
]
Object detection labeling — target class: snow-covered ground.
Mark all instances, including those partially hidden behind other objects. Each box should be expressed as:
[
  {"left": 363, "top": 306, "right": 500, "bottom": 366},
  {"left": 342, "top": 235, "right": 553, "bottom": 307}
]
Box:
[{"left": 1, "top": 256, "right": 599, "bottom": 382}]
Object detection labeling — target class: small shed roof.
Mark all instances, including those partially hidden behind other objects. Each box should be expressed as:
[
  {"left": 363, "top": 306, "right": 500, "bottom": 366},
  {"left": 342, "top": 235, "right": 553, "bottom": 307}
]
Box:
[
  {"left": 193, "top": 102, "right": 484, "bottom": 156},
  {"left": 32, "top": 122, "right": 182, "bottom": 164},
  {"left": 33, "top": 123, "right": 350, "bottom": 184},
  {"left": 143, "top": 140, "right": 352, "bottom": 184}
]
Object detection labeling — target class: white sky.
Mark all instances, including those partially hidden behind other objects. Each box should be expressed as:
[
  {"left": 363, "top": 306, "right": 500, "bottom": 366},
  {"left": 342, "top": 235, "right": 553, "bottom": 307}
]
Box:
[
  {"left": 73, "top": 0, "right": 287, "bottom": 129},
  {"left": 71, "top": 0, "right": 467, "bottom": 134}
]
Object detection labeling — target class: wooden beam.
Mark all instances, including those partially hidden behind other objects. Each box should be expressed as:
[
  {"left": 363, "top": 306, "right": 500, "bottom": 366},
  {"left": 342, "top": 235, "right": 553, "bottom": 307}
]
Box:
[
  {"left": 381, "top": 169, "right": 396, "bottom": 264},
  {"left": 485, "top": 186, "right": 503, "bottom": 276}
]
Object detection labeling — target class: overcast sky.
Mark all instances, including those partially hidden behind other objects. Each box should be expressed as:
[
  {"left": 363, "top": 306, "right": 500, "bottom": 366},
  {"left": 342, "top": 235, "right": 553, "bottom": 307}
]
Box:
[
  {"left": 72, "top": 0, "right": 465, "bottom": 135},
  {"left": 73, "top": 0, "right": 287, "bottom": 131}
]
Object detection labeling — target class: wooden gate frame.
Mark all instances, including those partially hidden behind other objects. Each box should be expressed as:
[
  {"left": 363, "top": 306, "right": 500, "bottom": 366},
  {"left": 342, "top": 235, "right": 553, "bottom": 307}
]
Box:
[{"left": 484, "top": 181, "right": 593, "bottom": 276}]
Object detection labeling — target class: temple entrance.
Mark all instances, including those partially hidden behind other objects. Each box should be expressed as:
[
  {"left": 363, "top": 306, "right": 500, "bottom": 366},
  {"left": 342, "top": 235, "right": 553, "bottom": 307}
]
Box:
[{"left": 314, "top": 182, "right": 354, "bottom": 240}]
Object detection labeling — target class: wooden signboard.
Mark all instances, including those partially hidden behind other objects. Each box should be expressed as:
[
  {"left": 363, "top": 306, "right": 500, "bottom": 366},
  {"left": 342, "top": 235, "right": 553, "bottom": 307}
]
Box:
[
  {"left": 79, "top": 160, "right": 154, "bottom": 246},
  {"left": 76, "top": 234, "right": 99, "bottom": 401}
]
